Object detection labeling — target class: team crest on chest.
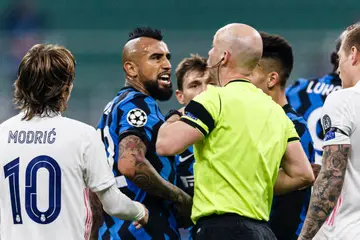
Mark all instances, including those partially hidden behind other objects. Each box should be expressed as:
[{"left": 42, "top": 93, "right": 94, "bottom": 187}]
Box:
[{"left": 127, "top": 108, "right": 148, "bottom": 127}]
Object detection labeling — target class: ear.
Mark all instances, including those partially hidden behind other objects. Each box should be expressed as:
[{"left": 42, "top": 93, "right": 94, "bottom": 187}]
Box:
[
  {"left": 350, "top": 46, "right": 359, "bottom": 66},
  {"left": 267, "top": 72, "right": 280, "bottom": 89},
  {"left": 175, "top": 90, "right": 185, "bottom": 105},
  {"left": 123, "top": 61, "right": 138, "bottom": 78},
  {"left": 222, "top": 51, "right": 230, "bottom": 66}
]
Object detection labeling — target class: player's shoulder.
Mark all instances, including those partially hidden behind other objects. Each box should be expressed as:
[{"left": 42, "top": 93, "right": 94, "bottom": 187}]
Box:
[
  {"left": 286, "top": 77, "right": 312, "bottom": 91},
  {"left": 111, "top": 87, "right": 158, "bottom": 114},
  {"left": 322, "top": 87, "right": 358, "bottom": 115},
  {"left": 61, "top": 117, "right": 97, "bottom": 136},
  {"left": 283, "top": 104, "right": 302, "bottom": 119},
  {"left": 326, "top": 86, "right": 356, "bottom": 103},
  {"left": 0, "top": 114, "right": 22, "bottom": 128}
]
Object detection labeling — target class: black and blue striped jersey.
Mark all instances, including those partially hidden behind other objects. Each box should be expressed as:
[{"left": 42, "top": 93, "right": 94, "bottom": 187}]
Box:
[{"left": 97, "top": 86, "right": 180, "bottom": 240}]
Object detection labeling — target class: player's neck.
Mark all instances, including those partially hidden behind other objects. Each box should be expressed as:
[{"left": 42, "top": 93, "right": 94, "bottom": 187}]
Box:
[
  {"left": 270, "top": 88, "right": 288, "bottom": 107},
  {"left": 125, "top": 78, "right": 151, "bottom": 96}
]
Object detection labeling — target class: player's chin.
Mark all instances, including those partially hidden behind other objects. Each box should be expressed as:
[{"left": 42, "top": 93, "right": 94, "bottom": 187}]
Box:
[{"left": 157, "top": 88, "right": 173, "bottom": 101}]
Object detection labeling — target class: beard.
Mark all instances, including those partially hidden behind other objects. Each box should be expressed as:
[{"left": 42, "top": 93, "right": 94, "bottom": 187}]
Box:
[{"left": 143, "top": 79, "right": 173, "bottom": 101}]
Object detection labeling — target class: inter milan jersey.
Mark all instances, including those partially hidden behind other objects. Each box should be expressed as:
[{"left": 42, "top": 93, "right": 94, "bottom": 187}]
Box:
[
  {"left": 97, "top": 87, "right": 179, "bottom": 240},
  {"left": 286, "top": 73, "right": 342, "bottom": 163},
  {"left": 269, "top": 104, "right": 315, "bottom": 240},
  {"left": 175, "top": 146, "right": 194, "bottom": 197},
  {"left": 175, "top": 146, "right": 195, "bottom": 240}
]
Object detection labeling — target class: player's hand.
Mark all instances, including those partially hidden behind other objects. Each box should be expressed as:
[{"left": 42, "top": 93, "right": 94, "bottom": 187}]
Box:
[
  {"left": 133, "top": 204, "right": 149, "bottom": 229},
  {"left": 178, "top": 107, "right": 185, "bottom": 115},
  {"left": 311, "top": 163, "right": 321, "bottom": 180},
  {"left": 176, "top": 192, "right": 193, "bottom": 218}
]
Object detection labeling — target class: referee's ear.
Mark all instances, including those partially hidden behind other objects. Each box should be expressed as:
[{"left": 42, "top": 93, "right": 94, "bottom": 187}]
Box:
[{"left": 267, "top": 71, "right": 280, "bottom": 89}]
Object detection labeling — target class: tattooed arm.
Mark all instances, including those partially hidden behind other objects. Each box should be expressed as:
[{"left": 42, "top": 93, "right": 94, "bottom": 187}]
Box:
[
  {"left": 118, "top": 135, "right": 192, "bottom": 217},
  {"left": 298, "top": 144, "right": 350, "bottom": 240}
]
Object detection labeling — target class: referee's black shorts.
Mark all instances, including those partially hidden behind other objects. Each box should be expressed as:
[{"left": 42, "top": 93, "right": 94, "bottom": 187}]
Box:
[{"left": 192, "top": 213, "right": 277, "bottom": 240}]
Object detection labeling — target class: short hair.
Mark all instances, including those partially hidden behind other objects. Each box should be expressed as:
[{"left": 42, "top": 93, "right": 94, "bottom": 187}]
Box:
[
  {"left": 342, "top": 22, "right": 360, "bottom": 54},
  {"left": 330, "top": 39, "right": 341, "bottom": 71},
  {"left": 260, "top": 32, "right": 293, "bottom": 88},
  {"left": 175, "top": 54, "right": 208, "bottom": 91},
  {"left": 127, "top": 27, "right": 163, "bottom": 42},
  {"left": 14, "top": 44, "right": 76, "bottom": 120}
]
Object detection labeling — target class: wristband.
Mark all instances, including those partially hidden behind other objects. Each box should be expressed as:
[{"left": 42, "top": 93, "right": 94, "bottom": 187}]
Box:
[{"left": 165, "top": 109, "right": 182, "bottom": 121}]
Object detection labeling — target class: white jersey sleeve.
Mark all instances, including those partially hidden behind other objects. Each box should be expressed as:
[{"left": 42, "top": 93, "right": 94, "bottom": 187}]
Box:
[
  {"left": 321, "top": 90, "right": 355, "bottom": 147},
  {"left": 83, "top": 128, "right": 115, "bottom": 192}
]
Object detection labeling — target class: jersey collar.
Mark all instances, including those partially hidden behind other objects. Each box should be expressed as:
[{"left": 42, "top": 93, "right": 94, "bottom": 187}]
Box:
[
  {"left": 224, "top": 79, "right": 251, "bottom": 86},
  {"left": 282, "top": 104, "right": 292, "bottom": 112}
]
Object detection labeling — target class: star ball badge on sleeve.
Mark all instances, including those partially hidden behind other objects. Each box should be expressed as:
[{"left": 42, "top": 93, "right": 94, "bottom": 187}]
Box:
[{"left": 127, "top": 108, "right": 148, "bottom": 127}]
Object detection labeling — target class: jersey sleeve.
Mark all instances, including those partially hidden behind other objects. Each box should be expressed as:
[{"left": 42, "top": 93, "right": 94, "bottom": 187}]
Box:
[
  {"left": 83, "top": 128, "right": 116, "bottom": 192},
  {"left": 286, "top": 117, "right": 300, "bottom": 143},
  {"left": 115, "top": 96, "right": 158, "bottom": 146},
  {"left": 180, "top": 85, "right": 220, "bottom": 136},
  {"left": 321, "top": 90, "right": 354, "bottom": 147}
]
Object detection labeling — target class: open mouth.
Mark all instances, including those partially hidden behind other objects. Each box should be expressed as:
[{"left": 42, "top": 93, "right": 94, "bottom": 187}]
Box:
[{"left": 158, "top": 73, "right": 171, "bottom": 86}]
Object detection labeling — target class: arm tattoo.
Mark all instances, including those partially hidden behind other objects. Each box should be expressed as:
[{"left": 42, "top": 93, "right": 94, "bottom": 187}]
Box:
[
  {"left": 299, "top": 144, "right": 350, "bottom": 240},
  {"left": 119, "top": 135, "right": 191, "bottom": 206},
  {"left": 89, "top": 191, "right": 103, "bottom": 240}
]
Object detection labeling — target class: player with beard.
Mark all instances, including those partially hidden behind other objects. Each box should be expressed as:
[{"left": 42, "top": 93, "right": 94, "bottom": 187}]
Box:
[{"left": 94, "top": 27, "right": 192, "bottom": 240}]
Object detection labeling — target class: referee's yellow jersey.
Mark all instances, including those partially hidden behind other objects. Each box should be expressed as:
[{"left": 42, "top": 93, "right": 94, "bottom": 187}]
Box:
[{"left": 180, "top": 79, "right": 299, "bottom": 224}]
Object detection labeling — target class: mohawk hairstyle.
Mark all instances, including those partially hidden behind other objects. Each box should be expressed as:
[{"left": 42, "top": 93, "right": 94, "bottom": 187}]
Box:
[{"left": 127, "top": 27, "right": 163, "bottom": 42}]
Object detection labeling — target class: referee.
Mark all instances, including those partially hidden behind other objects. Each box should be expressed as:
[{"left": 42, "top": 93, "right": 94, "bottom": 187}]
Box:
[{"left": 156, "top": 23, "right": 314, "bottom": 240}]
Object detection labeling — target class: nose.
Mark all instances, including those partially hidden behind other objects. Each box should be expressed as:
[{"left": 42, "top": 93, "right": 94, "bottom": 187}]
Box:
[
  {"left": 200, "top": 84, "right": 207, "bottom": 92},
  {"left": 162, "top": 58, "right": 171, "bottom": 70}
]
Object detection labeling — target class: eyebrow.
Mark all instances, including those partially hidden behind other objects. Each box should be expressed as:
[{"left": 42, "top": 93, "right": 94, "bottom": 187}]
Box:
[
  {"left": 187, "top": 80, "right": 202, "bottom": 86},
  {"left": 149, "top": 52, "right": 171, "bottom": 59}
]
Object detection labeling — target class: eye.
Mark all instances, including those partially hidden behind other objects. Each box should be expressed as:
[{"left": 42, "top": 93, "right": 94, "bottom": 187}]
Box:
[{"left": 150, "top": 54, "right": 162, "bottom": 60}]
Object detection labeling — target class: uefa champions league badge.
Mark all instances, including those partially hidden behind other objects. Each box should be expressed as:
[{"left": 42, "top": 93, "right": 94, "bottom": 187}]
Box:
[
  {"left": 127, "top": 108, "right": 148, "bottom": 127},
  {"left": 322, "top": 114, "right": 332, "bottom": 131}
]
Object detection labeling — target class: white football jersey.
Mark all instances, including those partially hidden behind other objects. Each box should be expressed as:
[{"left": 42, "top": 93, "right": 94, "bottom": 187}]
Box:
[
  {"left": 0, "top": 113, "right": 115, "bottom": 240},
  {"left": 314, "top": 81, "right": 360, "bottom": 240}
]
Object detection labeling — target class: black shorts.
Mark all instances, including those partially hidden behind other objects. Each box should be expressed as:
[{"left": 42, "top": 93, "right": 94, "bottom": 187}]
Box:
[{"left": 192, "top": 213, "right": 277, "bottom": 240}]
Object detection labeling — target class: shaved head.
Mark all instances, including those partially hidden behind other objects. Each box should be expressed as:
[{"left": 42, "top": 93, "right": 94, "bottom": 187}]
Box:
[
  {"left": 121, "top": 27, "right": 173, "bottom": 101},
  {"left": 122, "top": 37, "right": 159, "bottom": 65},
  {"left": 208, "top": 23, "right": 263, "bottom": 78}
]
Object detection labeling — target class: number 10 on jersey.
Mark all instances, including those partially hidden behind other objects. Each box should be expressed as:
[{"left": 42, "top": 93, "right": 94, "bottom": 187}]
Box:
[{"left": 3, "top": 155, "right": 62, "bottom": 224}]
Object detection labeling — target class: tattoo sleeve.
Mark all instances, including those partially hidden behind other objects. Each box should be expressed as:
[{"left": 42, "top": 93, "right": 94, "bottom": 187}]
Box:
[
  {"left": 89, "top": 190, "right": 103, "bottom": 240},
  {"left": 299, "top": 144, "right": 350, "bottom": 240},
  {"left": 118, "top": 135, "right": 192, "bottom": 207}
]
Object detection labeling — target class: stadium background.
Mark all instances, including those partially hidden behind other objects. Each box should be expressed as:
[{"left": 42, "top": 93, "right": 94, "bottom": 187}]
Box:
[
  {"left": 0, "top": 0, "right": 359, "bottom": 125},
  {"left": 0, "top": 0, "right": 359, "bottom": 239}
]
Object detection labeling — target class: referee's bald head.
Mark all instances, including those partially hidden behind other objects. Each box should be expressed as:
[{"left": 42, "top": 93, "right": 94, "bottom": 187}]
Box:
[{"left": 208, "top": 23, "right": 263, "bottom": 76}]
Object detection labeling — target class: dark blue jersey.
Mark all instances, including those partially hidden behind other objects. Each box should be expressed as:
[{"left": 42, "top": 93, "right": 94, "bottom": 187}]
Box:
[
  {"left": 269, "top": 104, "right": 315, "bottom": 240},
  {"left": 175, "top": 146, "right": 195, "bottom": 240},
  {"left": 286, "top": 73, "right": 342, "bottom": 163},
  {"left": 175, "top": 146, "right": 194, "bottom": 197},
  {"left": 97, "top": 86, "right": 180, "bottom": 240}
]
